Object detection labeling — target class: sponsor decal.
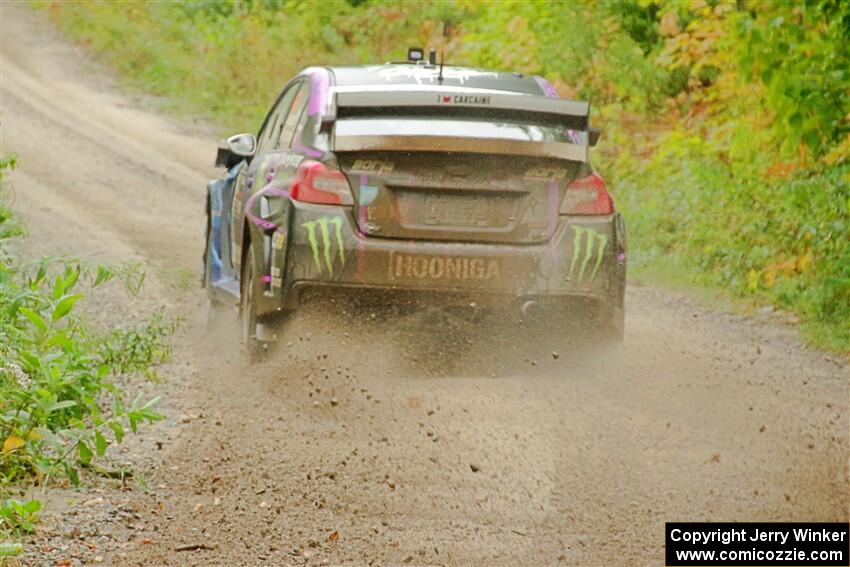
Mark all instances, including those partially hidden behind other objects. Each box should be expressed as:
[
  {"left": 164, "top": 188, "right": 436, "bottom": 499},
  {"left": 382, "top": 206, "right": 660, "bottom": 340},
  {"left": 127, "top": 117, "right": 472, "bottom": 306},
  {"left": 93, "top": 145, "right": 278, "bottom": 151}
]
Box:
[
  {"left": 524, "top": 166, "right": 568, "bottom": 180},
  {"left": 438, "top": 94, "right": 492, "bottom": 105},
  {"left": 390, "top": 253, "right": 501, "bottom": 281},
  {"left": 350, "top": 159, "right": 394, "bottom": 175},
  {"left": 302, "top": 217, "right": 346, "bottom": 276},
  {"left": 270, "top": 233, "right": 286, "bottom": 290},
  {"left": 569, "top": 226, "right": 608, "bottom": 284}
]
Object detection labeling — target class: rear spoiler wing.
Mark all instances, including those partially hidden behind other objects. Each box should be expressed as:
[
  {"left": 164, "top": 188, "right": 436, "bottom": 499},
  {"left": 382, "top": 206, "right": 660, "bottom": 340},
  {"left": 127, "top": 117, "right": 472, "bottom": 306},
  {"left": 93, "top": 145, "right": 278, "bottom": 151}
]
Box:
[
  {"left": 333, "top": 135, "right": 589, "bottom": 162},
  {"left": 324, "top": 89, "right": 596, "bottom": 162}
]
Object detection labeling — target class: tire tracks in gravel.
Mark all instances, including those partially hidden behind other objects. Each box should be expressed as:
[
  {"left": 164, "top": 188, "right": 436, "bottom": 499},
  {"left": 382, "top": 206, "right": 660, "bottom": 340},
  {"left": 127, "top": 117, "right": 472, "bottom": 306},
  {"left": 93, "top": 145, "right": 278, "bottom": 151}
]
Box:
[{"left": 2, "top": 6, "right": 847, "bottom": 566}]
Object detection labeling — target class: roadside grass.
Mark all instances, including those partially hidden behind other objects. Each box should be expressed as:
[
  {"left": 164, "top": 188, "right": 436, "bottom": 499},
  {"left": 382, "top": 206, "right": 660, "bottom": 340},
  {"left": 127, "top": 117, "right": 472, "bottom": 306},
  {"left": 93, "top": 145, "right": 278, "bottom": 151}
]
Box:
[
  {"left": 616, "top": 143, "right": 850, "bottom": 352},
  {"left": 156, "top": 265, "right": 197, "bottom": 293},
  {"left": 0, "top": 155, "right": 176, "bottom": 552},
  {"left": 35, "top": 0, "right": 430, "bottom": 133},
  {"left": 37, "top": 1, "right": 850, "bottom": 353}
]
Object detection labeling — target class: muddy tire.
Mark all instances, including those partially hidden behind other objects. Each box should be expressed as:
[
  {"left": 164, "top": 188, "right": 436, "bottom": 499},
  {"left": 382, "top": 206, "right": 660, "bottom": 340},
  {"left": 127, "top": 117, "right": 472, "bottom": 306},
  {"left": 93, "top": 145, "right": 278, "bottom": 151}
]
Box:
[{"left": 240, "top": 244, "right": 264, "bottom": 362}]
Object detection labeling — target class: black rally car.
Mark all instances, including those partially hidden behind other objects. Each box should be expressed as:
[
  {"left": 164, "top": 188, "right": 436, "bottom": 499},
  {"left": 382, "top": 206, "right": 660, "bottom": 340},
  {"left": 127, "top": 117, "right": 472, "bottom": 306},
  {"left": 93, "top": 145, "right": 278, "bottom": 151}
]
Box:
[{"left": 204, "top": 50, "right": 626, "bottom": 356}]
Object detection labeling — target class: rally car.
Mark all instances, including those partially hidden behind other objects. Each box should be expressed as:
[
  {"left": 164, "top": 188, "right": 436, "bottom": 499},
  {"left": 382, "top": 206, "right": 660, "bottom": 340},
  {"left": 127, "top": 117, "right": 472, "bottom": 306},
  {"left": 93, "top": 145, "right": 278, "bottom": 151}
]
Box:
[{"left": 203, "top": 49, "right": 626, "bottom": 358}]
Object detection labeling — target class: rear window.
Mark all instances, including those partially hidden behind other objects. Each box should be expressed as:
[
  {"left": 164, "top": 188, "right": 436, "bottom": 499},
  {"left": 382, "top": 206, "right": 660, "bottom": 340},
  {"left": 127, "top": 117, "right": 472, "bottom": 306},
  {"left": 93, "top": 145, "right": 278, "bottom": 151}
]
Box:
[{"left": 335, "top": 117, "right": 578, "bottom": 143}]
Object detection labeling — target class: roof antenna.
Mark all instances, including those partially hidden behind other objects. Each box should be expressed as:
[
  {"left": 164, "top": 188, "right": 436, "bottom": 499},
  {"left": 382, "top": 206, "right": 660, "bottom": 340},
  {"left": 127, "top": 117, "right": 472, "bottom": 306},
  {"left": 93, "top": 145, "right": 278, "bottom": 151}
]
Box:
[{"left": 438, "top": 19, "right": 450, "bottom": 85}]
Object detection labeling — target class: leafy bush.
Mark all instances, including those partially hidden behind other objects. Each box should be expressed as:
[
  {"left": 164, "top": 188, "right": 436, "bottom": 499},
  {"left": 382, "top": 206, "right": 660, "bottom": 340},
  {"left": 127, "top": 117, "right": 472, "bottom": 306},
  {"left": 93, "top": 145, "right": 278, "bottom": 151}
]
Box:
[
  {"left": 0, "top": 499, "right": 40, "bottom": 535},
  {"left": 736, "top": 0, "right": 850, "bottom": 156},
  {"left": 0, "top": 155, "right": 174, "bottom": 540},
  {"left": 616, "top": 138, "right": 850, "bottom": 350},
  {"left": 462, "top": 1, "right": 670, "bottom": 111},
  {"left": 39, "top": 0, "right": 482, "bottom": 129}
]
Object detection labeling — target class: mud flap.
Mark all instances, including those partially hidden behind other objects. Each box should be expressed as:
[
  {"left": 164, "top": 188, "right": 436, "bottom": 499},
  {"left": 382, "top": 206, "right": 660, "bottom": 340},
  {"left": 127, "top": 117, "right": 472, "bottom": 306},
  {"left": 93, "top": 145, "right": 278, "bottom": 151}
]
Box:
[{"left": 205, "top": 163, "right": 242, "bottom": 289}]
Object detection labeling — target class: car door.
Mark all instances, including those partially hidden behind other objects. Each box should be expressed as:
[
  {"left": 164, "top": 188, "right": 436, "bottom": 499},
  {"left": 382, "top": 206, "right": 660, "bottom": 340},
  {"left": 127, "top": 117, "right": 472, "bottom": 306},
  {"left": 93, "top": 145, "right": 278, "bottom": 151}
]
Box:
[
  {"left": 231, "top": 81, "right": 305, "bottom": 273},
  {"left": 248, "top": 82, "right": 313, "bottom": 288}
]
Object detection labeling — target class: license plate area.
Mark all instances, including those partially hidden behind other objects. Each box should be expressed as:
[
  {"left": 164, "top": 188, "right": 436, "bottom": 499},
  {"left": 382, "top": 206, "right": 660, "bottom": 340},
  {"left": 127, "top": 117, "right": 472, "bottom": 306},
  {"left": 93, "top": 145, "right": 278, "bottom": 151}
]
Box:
[
  {"left": 394, "top": 189, "right": 516, "bottom": 230},
  {"left": 424, "top": 193, "right": 487, "bottom": 227}
]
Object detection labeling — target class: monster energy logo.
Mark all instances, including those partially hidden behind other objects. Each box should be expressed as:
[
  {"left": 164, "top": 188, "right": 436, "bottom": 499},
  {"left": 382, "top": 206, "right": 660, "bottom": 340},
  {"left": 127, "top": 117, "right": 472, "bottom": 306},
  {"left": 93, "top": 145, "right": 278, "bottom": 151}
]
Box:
[
  {"left": 569, "top": 226, "right": 608, "bottom": 283},
  {"left": 302, "top": 217, "right": 345, "bottom": 275}
]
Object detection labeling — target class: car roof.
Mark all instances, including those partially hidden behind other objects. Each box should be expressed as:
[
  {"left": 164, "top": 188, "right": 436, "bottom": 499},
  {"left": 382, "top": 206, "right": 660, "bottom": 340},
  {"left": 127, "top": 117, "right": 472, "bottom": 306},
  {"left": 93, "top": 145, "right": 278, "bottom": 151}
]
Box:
[{"left": 327, "top": 64, "right": 547, "bottom": 96}]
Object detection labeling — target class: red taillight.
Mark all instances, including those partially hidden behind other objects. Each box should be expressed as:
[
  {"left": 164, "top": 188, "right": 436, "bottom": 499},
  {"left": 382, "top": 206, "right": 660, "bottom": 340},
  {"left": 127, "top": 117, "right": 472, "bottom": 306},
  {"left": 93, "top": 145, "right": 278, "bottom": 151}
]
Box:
[
  {"left": 290, "top": 161, "right": 354, "bottom": 206},
  {"left": 560, "top": 173, "right": 614, "bottom": 215}
]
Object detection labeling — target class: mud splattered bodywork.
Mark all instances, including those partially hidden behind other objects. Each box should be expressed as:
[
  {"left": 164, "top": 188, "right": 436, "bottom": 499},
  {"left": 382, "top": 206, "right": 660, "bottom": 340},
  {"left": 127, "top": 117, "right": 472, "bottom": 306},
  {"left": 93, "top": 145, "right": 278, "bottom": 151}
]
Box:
[{"left": 204, "top": 63, "right": 626, "bottom": 344}]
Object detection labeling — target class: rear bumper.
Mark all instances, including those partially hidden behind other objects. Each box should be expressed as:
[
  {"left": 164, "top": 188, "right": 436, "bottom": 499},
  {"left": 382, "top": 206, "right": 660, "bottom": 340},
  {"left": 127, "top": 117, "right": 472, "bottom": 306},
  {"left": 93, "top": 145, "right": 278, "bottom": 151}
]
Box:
[{"left": 254, "top": 202, "right": 625, "bottom": 316}]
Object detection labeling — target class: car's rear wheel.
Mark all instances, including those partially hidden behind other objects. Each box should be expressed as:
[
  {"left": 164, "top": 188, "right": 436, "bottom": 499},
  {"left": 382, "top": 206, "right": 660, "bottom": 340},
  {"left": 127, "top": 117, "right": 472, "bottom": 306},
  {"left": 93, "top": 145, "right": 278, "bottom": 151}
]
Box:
[{"left": 240, "top": 244, "right": 264, "bottom": 362}]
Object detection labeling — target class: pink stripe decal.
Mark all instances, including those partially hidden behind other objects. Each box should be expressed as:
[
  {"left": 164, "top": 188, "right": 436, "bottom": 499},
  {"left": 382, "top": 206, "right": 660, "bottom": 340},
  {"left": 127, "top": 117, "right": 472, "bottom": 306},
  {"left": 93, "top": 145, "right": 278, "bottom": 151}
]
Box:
[
  {"left": 292, "top": 137, "right": 323, "bottom": 158},
  {"left": 308, "top": 69, "right": 329, "bottom": 116},
  {"left": 357, "top": 174, "right": 368, "bottom": 237},
  {"left": 533, "top": 76, "right": 559, "bottom": 98},
  {"left": 356, "top": 174, "right": 368, "bottom": 281},
  {"left": 245, "top": 185, "right": 291, "bottom": 230}
]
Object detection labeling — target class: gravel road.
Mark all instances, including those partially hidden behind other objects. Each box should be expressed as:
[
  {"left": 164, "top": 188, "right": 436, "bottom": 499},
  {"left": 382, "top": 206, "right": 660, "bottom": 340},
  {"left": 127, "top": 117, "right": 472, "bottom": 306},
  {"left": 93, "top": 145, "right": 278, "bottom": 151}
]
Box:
[{"left": 2, "top": 6, "right": 847, "bottom": 566}]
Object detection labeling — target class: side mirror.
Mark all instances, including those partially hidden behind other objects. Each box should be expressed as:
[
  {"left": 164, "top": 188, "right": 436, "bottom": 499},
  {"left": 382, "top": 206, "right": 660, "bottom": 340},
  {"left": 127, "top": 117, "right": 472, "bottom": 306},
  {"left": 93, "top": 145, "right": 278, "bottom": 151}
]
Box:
[
  {"left": 215, "top": 133, "right": 257, "bottom": 168},
  {"left": 588, "top": 127, "right": 602, "bottom": 147}
]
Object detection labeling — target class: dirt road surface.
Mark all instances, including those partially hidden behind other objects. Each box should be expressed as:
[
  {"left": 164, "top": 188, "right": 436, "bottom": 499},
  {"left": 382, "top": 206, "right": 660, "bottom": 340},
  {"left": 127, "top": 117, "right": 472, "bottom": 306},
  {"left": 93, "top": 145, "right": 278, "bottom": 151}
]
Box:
[{"left": 2, "top": 6, "right": 848, "bottom": 566}]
